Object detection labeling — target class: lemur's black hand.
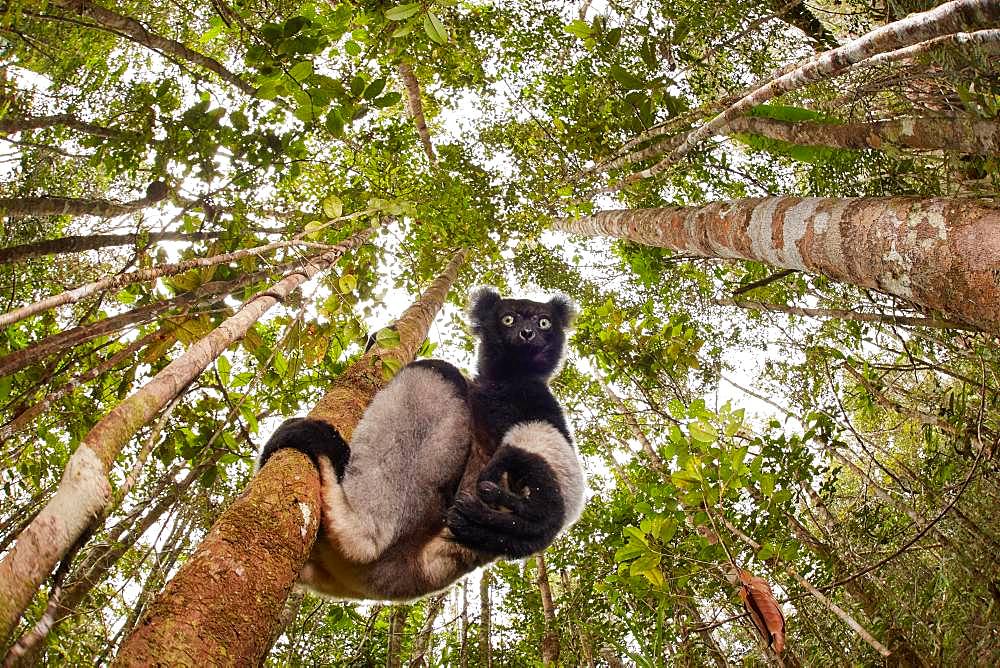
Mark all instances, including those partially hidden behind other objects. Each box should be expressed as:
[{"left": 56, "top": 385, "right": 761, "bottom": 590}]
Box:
[{"left": 446, "top": 446, "right": 565, "bottom": 558}]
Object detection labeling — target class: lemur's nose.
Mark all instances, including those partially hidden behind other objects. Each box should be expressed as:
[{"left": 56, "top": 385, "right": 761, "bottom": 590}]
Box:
[{"left": 520, "top": 328, "right": 535, "bottom": 341}]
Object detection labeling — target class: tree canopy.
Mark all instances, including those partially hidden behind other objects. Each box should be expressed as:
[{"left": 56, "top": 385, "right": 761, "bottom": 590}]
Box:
[{"left": 1, "top": 0, "right": 999, "bottom": 664}]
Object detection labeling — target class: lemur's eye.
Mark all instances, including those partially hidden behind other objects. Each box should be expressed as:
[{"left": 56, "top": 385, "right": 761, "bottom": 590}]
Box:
[
  {"left": 501, "top": 314, "right": 515, "bottom": 326},
  {"left": 538, "top": 317, "right": 552, "bottom": 330}
]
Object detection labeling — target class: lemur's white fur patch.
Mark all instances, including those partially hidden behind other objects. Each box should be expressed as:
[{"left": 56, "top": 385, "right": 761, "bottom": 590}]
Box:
[{"left": 501, "top": 421, "right": 586, "bottom": 527}]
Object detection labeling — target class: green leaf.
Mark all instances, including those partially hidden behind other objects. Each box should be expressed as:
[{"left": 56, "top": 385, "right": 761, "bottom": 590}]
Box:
[
  {"left": 323, "top": 194, "right": 344, "bottom": 219},
  {"left": 216, "top": 355, "right": 231, "bottom": 384},
  {"left": 658, "top": 519, "right": 678, "bottom": 543},
  {"left": 610, "top": 64, "right": 645, "bottom": 90},
  {"left": 350, "top": 75, "right": 366, "bottom": 97},
  {"left": 623, "top": 526, "right": 648, "bottom": 546},
  {"left": 363, "top": 78, "right": 386, "bottom": 100},
  {"left": 304, "top": 220, "right": 324, "bottom": 239},
  {"left": 385, "top": 3, "right": 422, "bottom": 21},
  {"left": 760, "top": 473, "right": 776, "bottom": 497},
  {"left": 345, "top": 40, "right": 361, "bottom": 57},
  {"left": 373, "top": 91, "right": 403, "bottom": 108},
  {"left": 338, "top": 274, "right": 357, "bottom": 293},
  {"left": 757, "top": 543, "right": 776, "bottom": 561},
  {"left": 748, "top": 104, "right": 829, "bottom": 123},
  {"left": 423, "top": 13, "right": 449, "bottom": 45},
  {"left": 564, "top": 19, "right": 592, "bottom": 39},
  {"left": 688, "top": 421, "right": 717, "bottom": 444},
  {"left": 375, "top": 327, "right": 401, "bottom": 348},
  {"left": 381, "top": 355, "right": 403, "bottom": 380},
  {"left": 229, "top": 110, "right": 249, "bottom": 131},
  {"left": 289, "top": 60, "right": 313, "bottom": 81}
]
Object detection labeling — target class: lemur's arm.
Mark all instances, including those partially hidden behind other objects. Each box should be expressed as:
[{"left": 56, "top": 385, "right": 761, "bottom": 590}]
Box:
[{"left": 447, "top": 389, "right": 585, "bottom": 558}]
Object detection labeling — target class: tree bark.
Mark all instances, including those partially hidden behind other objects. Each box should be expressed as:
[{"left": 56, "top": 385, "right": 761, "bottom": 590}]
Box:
[
  {"left": 0, "top": 258, "right": 292, "bottom": 379},
  {"left": 46, "top": 0, "right": 256, "bottom": 96},
  {"left": 460, "top": 579, "right": 470, "bottom": 668},
  {"left": 0, "top": 233, "right": 367, "bottom": 642},
  {"left": 0, "top": 329, "right": 170, "bottom": 441},
  {"left": 387, "top": 605, "right": 410, "bottom": 668},
  {"left": 110, "top": 248, "right": 466, "bottom": 666},
  {"left": 0, "top": 192, "right": 173, "bottom": 221},
  {"left": 479, "top": 567, "right": 492, "bottom": 668},
  {"left": 408, "top": 593, "right": 446, "bottom": 668},
  {"left": 536, "top": 553, "right": 560, "bottom": 667},
  {"left": 715, "top": 298, "right": 976, "bottom": 331},
  {"left": 727, "top": 115, "right": 1000, "bottom": 154},
  {"left": 397, "top": 62, "right": 436, "bottom": 165},
  {"left": 0, "top": 113, "right": 137, "bottom": 139},
  {"left": 609, "top": 0, "right": 1000, "bottom": 188},
  {"left": 0, "top": 230, "right": 218, "bottom": 264},
  {"left": 556, "top": 196, "right": 1000, "bottom": 333},
  {"left": 0, "top": 238, "right": 320, "bottom": 328}
]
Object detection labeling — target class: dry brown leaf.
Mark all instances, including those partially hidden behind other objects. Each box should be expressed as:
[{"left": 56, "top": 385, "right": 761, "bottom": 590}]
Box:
[{"left": 737, "top": 569, "right": 786, "bottom": 654}]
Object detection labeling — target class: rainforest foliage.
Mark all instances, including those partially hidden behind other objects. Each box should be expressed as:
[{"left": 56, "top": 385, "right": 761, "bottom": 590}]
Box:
[{"left": 1, "top": 0, "right": 999, "bottom": 664}]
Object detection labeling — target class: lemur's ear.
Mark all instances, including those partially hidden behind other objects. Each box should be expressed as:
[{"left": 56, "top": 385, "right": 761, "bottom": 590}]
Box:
[
  {"left": 469, "top": 287, "right": 501, "bottom": 334},
  {"left": 547, "top": 294, "right": 578, "bottom": 329}
]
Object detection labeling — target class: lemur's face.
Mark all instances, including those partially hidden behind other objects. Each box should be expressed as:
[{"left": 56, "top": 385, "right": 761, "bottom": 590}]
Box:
[{"left": 469, "top": 288, "right": 576, "bottom": 377}]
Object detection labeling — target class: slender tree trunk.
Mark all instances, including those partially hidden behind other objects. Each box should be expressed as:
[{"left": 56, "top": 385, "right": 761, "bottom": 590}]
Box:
[
  {"left": 409, "top": 593, "right": 446, "bottom": 668},
  {"left": 681, "top": 601, "right": 730, "bottom": 668},
  {"left": 0, "top": 257, "right": 294, "bottom": 379},
  {"left": 606, "top": 0, "right": 1000, "bottom": 188},
  {"left": 600, "top": 379, "right": 666, "bottom": 470},
  {"left": 0, "top": 191, "right": 171, "bottom": 221},
  {"left": 0, "top": 329, "right": 170, "bottom": 441},
  {"left": 715, "top": 298, "right": 976, "bottom": 330},
  {"left": 536, "top": 553, "right": 560, "bottom": 666},
  {"left": 46, "top": 0, "right": 256, "bottom": 95},
  {"left": 746, "top": 486, "right": 927, "bottom": 667},
  {"left": 716, "top": 513, "right": 892, "bottom": 657},
  {"left": 0, "top": 233, "right": 367, "bottom": 641},
  {"left": 0, "top": 238, "right": 320, "bottom": 327},
  {"left": 479, "top": 567, "right": 493, "bottom": 668},
  {"left": 0, "top": 230, "right": 218, "bottom": 264},
  {"left": 397, "top": 62, "right": 436, "bottom": 165},
  {"left": 0, "top": 113, "right": 138, "bottom": 139},
  {"left": 556, "top": 196, "right": 1000, "bottom": 333},
  {"left": 460, "top": 580, "right": 470, "bottom": 668},
  {"left": 110, "top": 249, "right": 467, "bottom": 666},
  {"left": 727, "top": 115, "right": 1000, "bottom": 154},
  {"left": 387, "top": 605, "right": 410, "bottom": 668}
]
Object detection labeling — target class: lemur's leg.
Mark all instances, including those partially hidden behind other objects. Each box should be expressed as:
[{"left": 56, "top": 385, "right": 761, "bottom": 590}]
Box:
[
  {"left": 260, "top": 360, "right": 471, "bottom": 565},
  {"left": 447, "top": 420, "right": 585, "bottom": 558}
]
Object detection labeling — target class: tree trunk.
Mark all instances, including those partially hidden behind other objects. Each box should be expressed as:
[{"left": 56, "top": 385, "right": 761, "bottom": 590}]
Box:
[
  {"left": 110, "top": 249, "right": 466, "bottom": 666},
  {"left": 460, "top": 579, "right": 470, "bottom": 668},
  {"left": 536, "top": 553, "right": 560, "bottom": 667},
  {"left": 0, "top": 255, "right": 304, "bottom": 379},
  {"left": 556, "top": 196, "right": 1000, "bottom": 333},
  {"left": 408, "top": 593, "right": 446, "bottom": 668},
  {"left": 387, "top": 605, "right": 410, "bottom": 668},
  {"left": 479, "top": 567, "right": 493, "bottom": 668},
  {"left": 0, "top": 234, "right": 367, "bottom": 641},
  {"left": 397, "top": 62, "right": 436, "bottom": 165},
  {"left": 0, "top": 329, "right": 171, "bottom": 442},
  {"left": 0, "top": 230, "right": 219, "bottom": 264},
  {"left": 606, "top": 0, "right": 1000, "bottom": 187},
  {"left": 0, "top": 192, "right": 172, "bottom": 221},
  {"left": 0, "top": 238, "right": 316, "bottom": 328},
  {"left": 727, "top": 115, "right": 1000, "bottom": 154},
  {"left": 47, "top": 0, "right": 256, "bottom": 95},
  {"left": 0, "top": 113, "right": 138, "bottom": 139}
]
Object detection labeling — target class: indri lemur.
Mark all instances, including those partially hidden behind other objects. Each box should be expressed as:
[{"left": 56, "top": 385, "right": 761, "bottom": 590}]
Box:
[{"left": 258, "top": 288, "right": 585, "bottom": 600}]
